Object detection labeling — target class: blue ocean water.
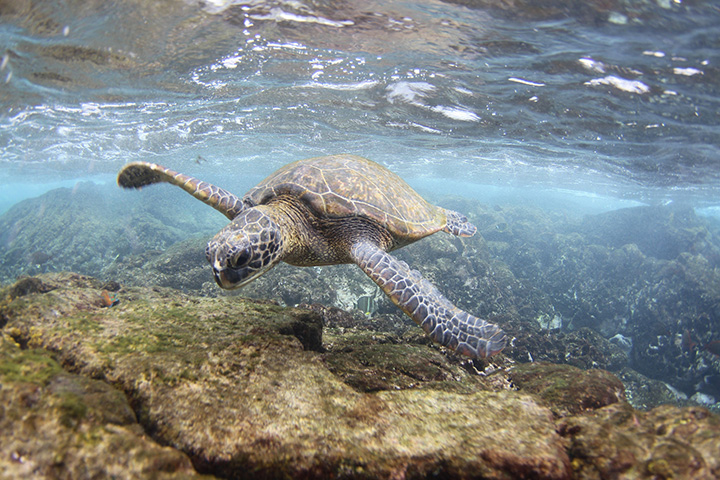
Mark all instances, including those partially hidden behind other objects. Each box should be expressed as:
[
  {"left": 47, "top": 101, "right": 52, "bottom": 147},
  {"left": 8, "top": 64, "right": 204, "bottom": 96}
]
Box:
[{"left": 1, "top": 0, "right": 719, "bottom": 214}]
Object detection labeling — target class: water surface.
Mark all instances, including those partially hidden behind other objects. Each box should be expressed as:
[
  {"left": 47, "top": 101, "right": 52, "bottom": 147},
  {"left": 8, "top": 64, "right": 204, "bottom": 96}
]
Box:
[{"left": 2, "top": 0, "right": 719, "bottom": 213}]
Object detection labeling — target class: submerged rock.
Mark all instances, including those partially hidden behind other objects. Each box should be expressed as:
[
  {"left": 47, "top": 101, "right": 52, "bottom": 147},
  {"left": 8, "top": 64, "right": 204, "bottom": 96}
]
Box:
[
  {"left": 2, "top": 272, "right": 719, "bottom": 479},
  {"left": 509, "top": 362, "right": 626, "bottom": 418},
  {"left": 617, "top": 367, "right": 697, "bottom": 411},
  {"left": 322, "top": 326, "right": 488, "bottom": 393},
  {"left": 472, "top": 202, "right": 720, "bottom": 399},
  {"left": 4, "top": 187, "right": 720, "bottom": 403},
  {"left": 0, "top": 335, "right": 206, "bottom": 480},
  {"left": 0, "top": 273, "right": 570, "bottom": 479},
  {"left": 559, "top": 402, "right": 720, "bottom": 480},
  {"left": 0, "top": 183, "right": 224, "bottom": 285},
  {"left": 581, "top": 205, "right": 719, "bottom": 262}
]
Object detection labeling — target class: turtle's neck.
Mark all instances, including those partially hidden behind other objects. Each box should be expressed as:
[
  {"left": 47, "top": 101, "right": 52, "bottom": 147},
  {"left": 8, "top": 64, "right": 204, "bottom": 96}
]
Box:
[
  {"left": 255, "top": 195, "right": 393, "bottom": 266},
  {"left": 255, "top": 196, "right": 335, "bottom": 266}
]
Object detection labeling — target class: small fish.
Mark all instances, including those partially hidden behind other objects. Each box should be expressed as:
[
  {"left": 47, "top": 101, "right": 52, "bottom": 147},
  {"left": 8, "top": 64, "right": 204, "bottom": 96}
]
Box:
[
  {"left": 681, "top": 329, "right": 697, "bottom": 353},
  {"left": 100, "top": 290, "right": 120, "bottom": 308},
  {"left": 356, "top": 288, "right": 379, "bottom": 317},
  {"left": 29, "top": 251, "right": 52, "bottom": 266}
]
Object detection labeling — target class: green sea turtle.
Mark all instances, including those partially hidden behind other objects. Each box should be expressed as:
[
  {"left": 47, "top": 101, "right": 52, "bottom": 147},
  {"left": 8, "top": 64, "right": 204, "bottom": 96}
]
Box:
[{"left": 117, "top": 154, "right": 506, "bottom": 358}]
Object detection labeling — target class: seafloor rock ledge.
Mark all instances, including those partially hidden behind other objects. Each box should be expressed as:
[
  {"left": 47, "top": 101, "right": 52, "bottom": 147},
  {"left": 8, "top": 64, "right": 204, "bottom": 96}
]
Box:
[{"left": 1, "top": 273, "right": 719, "bottom": 479}]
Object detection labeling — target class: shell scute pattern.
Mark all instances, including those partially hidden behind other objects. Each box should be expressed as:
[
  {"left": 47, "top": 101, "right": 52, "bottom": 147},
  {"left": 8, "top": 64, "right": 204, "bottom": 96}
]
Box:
[{"left": 246, "top": 154, "right": 446, "bottom": 240}]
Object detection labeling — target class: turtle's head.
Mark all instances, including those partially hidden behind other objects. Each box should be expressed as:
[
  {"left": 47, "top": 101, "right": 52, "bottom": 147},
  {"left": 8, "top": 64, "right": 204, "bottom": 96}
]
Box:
[{"left": 206, "top": 208, "right": 283, "bottom": 289}]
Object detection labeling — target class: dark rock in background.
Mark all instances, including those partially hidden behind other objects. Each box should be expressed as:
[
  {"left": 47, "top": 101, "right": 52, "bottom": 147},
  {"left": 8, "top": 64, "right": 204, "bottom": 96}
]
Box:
[
  {"left": 618, "top": 367, "right": 696, "bottom": 411},
  {"left": 581, "top": 205, "right": 719, "bottom": 261},
  {"left": 0, "top": 182, "right": 225, "bottom": 285},
  {"left": 467, "top": 201, "right": 720, "bottom": 402}
]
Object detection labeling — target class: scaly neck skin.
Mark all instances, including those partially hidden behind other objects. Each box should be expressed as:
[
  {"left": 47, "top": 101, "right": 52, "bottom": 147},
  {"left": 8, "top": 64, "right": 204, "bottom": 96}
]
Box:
[
  {"left": 254, "top": 197, "right": 325, "bottom": 265},
  {"left": 255, "top": 196, "right": 394, "bottom": 266}
]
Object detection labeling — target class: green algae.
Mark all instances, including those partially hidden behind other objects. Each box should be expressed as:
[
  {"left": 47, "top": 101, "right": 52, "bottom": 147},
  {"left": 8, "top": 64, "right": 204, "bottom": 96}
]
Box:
[
  {"left": 323, "top": 338, "right": 484, "bottom": 393},
  {"left": 0, "top": 337, "right": 63, "bottom": 385},
  {"left": 57, "top": 391, "right": 89, "bottom": 427},
  {"left": 560, "top": 402, "right": 720, "bottom": 479},
  {"left": 0, "top": 278, "right": 322, "bottom": 396},
  {"left": 60, "top": 300, "right": 264, "bottom": 358},
  {"left": 0, "top": 331, "right": 207, "bottom": 479},
  {"left": 510, "top": 362, "right": 626, "bottom": 418}
]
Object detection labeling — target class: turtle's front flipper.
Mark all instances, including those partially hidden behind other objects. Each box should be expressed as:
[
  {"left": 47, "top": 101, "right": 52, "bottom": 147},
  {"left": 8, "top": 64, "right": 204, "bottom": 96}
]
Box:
[
  {"left": 351, "top": 242, "right": 506, "bottom": 358},
  {"left": 441, "top": 209, "right": 477, "bottom": 237},
  {"left": 117, "top": 162, "right": 246, "bottom": 220}
]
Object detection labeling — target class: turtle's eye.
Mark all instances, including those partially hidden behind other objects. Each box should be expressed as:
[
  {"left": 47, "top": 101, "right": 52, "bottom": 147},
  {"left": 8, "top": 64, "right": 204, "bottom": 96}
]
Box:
[
  {"left": 231, "top": 249, "right": 252, "bottom": 268},
  {"left": 230, "top": 250, "right": 250, "bottom": 268}
]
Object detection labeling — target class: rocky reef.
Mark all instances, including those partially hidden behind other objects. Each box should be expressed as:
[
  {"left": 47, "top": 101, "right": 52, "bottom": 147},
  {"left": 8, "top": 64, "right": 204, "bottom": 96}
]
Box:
[
  {"left": 1, "top": 272, "right": 719, "bottom": 479},
  {"left": 0, "top": 182, "right": 224, "bottom": 286},
  {"left": 2, "top": 185, "right": 720, "bottom": 410},
  {"left": 468, "top": 201, "right": 720, "bottom": 403},
  {"left": 2, "top": 185, "right": 720, "bottom": 478},
  {"left": 0, "top": 334, "right": 205, "bottom": 479}
]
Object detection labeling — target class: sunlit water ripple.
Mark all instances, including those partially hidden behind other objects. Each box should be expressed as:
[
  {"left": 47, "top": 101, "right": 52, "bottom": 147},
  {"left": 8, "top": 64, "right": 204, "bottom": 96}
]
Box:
[{"left": 1, "top": 0, "right": 719, "bottom": 210}]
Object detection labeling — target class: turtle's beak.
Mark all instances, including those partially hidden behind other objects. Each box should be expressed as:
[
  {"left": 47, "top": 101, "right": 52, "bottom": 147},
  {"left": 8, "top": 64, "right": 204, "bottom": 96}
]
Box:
[
  {"left": 212, "top": 267, "right": 245, "bottom": 289},
  {"left": 206, "top": 210, "right": 283, "bottom": 290},
  {"left": 213, "top": 269, "right": 231, "bottom": 289},
  {"left": 208, "top": 245, "right": 246, "bottom": 289}
]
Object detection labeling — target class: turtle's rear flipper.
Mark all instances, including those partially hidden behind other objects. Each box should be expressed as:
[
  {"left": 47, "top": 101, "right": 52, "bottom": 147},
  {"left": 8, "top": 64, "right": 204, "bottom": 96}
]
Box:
[
  {"left": 117, "top": 161, "right": 246, "bottom": 220},
  {"left": 351, "top": 242, "right": 506, "bottom": 358},
  {"left": 442, "top": 209, "right": 477, "bottom": 237}
]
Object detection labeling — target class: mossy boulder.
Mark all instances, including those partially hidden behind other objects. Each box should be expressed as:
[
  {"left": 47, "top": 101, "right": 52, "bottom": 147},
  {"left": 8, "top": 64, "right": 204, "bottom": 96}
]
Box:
[
  {"left": 0, "top": 273, "right": 571, "bottom": 479},
  {"left": 559, "top": 402, "right": 720, "bottom": 479},
  {"left": 509, "top": 362, "right": 626, "bottom": 418},
  {"left": 322, "top": 327, "right": 488, "bottom": 393},
  {"left": 0, "top": 335, "right": 207, "bottom": 479},
  {"left": 3, "top": 273, "right": 719, "bottom": 479}
]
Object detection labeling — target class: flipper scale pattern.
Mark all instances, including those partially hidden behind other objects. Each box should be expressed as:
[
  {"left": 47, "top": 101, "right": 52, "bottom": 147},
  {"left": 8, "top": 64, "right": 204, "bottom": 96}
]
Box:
[{"left": 351, "top": 242, "right": 506, "bottom": 358}]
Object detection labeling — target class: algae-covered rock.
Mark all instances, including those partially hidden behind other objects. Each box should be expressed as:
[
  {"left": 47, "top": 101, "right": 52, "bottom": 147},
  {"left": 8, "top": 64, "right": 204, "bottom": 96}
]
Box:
[
  {"left": 3, "top": 272, "right": 720, "bottom": 479},
  {"left": 322, "top": 327, "right": 489, "bottom": 393},
  {"left": 0, "top": 273, "right": 571, "bottom": 479},
  {"left": 617, "top": 367, "right": 698, "bottom": 411},
  {"left": 559, "top": 402, "right": 720, "bottom": 480},
  {"left": 509, "top": 362, "right": 626, "bottom": 418},
  {"left": 510, "top": 325, "right": 629, "bottom": 372},
  {"left": 103, "top": 235, "right": 213, "bottom": 293},
  {"left": 0, "top": 335, "right": 208, "bottom": 480},
  {"left": 472, "top": 202, "right": 720, "bottom": 399}
]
